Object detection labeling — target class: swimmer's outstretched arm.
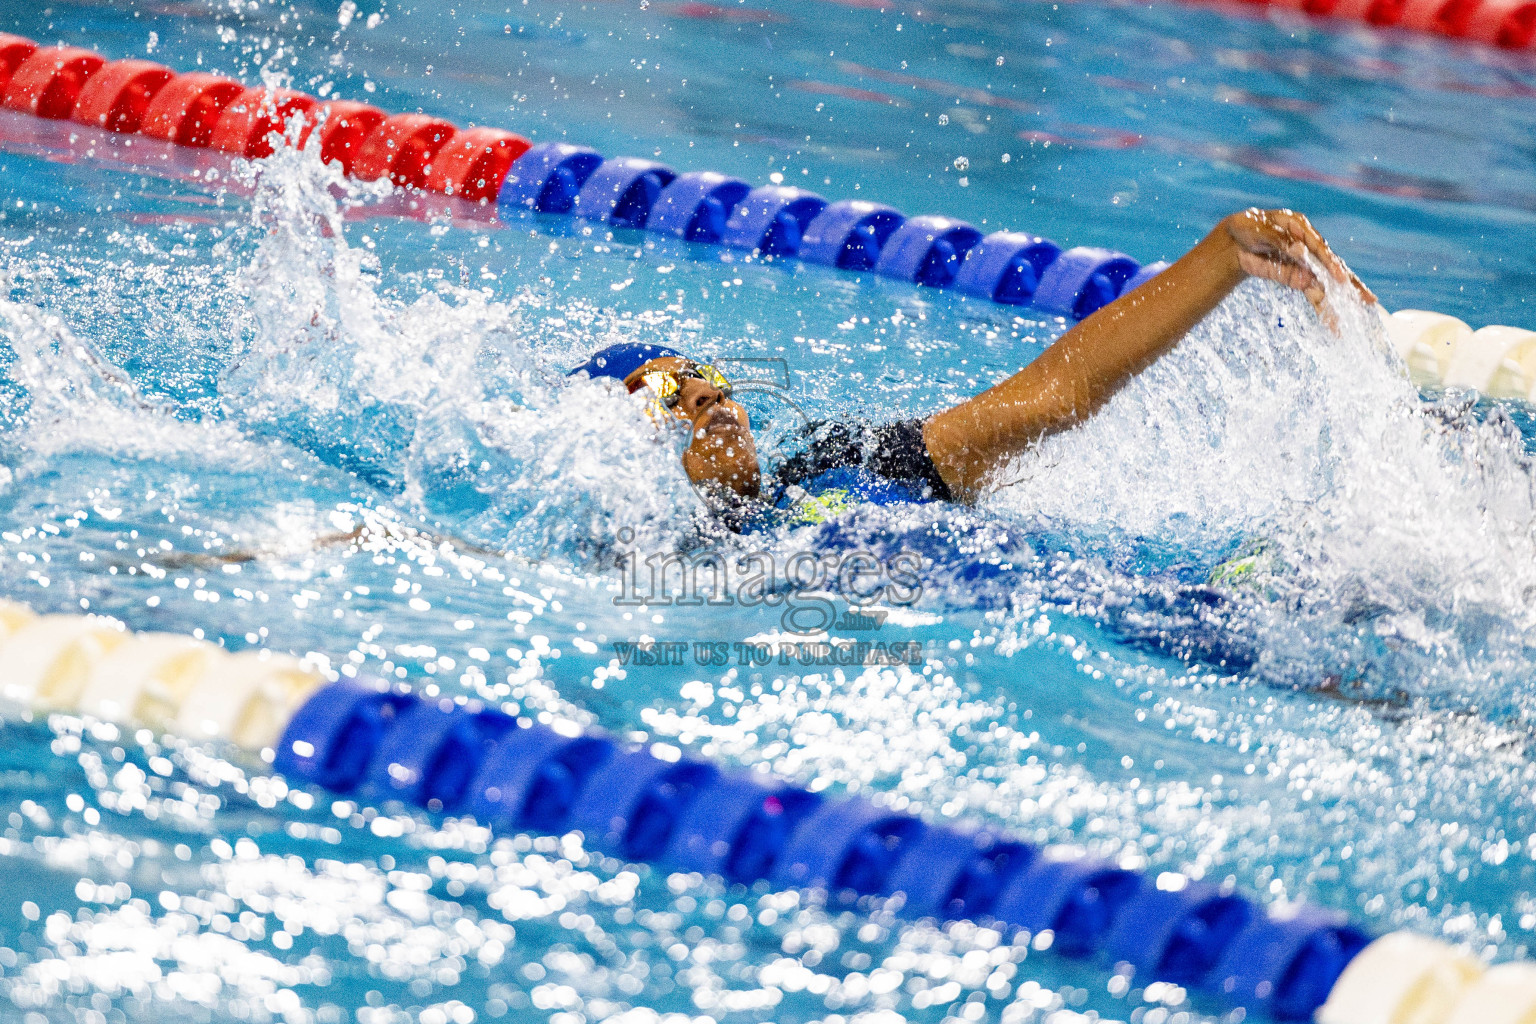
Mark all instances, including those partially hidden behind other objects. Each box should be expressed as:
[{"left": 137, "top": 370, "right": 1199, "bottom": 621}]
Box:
[{"left": 921, "top": 208, "right": 1375, "bottom": 499}]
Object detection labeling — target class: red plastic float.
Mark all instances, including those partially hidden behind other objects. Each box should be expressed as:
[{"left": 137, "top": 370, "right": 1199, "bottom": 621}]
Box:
[
  {"left": 1396, "top": 0, "right": 1480, "bottom": 32},
  {"left": 351, "top": 113, "right": 457, "bottom": 189},
  {"left": 1465, "top": 0, "right": 1536, "bottom": 44},
  {"left": 209, "top": 87, "right": 318, "bottom": 159},
  {"left": 139, "top": 72, "right": 245, "bottom": 148},
  {"left": 314, "top": 100, "right": 387, "bottom": 174},
  {"left": 1192, "top": 0, "right": 1536, "bottom": 46},
  {"left": 1362, "top": 0, "right": 1410, "bottom": 25},
  {"left": 71, "top": 59, "right": 174, "bottom": 133},
  {"left": 3, "top": 47, "right": 104, "bottom": 119},
  {"left": 0, "top": 34, "right": 38, "bottom": 95},
  {"left": 423, "top": 127, "right": 531, "bottom": 202},
  {"left": 1270, "top": 0, "right": 1332, "bottom": 14},
  {"left": 1326, "top": 0, "right": 1396, "bottom": 22}
]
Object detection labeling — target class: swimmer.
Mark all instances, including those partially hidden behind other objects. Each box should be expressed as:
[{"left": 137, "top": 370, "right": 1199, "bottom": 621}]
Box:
[
  {"left": 569, "top": 209, "right": 1375, "bottom": 525},
  {"left": 129, "top": 207, "right": 1371, "bottom": 566}
]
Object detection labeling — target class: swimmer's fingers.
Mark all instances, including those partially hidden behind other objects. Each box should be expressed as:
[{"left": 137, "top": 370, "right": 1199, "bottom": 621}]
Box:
[
  {"left": 1271, "top": 209, "right": 1350, "bottom": 285},
  {"left": 1229, "top": 208, "right": 1377, "bottom": 307},
  {"left": 1346, "top": 267, "right": 1377, "bottom": 307},
  {"left": 1273, "top": 208, "right": 1378, "bottom": 306},
  {"left": 1235, "top": 244, "right": 1339, "bottom": 333},
  {"left": 1226, "top": 209, "right": 1358, "bottom": 331}
]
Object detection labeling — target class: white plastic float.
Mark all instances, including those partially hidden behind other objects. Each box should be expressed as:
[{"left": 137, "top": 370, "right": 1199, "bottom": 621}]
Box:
[
  {"left": 1444, "top": 962, "right": 1536, "bottom": 1024},
  {"left": 1316, "top": 931, "right": 1484, "bottom": 1024},
  {"left": 0, "top": 599, "right": 325, "bottom": 751},
  {"left": 173, "top": 648, "right": 323, "bottom": 750},
  {"left": 76, "top": 632, "right": 225, "bottom": 731},
  {"left": 1387, "top": 310, "right": 1536, "bottom": 400},
  {"left": 0, "top": 613, "right": 129, "bottom": 709}
]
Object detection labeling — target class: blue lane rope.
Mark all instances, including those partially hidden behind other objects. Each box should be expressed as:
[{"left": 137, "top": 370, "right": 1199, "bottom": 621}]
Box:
[
  {"left": 495, "top": 141, "right": 1167, "bottom": 321},
  {"left": 274, "top": 679, "right": 1370, "bottom": 1022}
]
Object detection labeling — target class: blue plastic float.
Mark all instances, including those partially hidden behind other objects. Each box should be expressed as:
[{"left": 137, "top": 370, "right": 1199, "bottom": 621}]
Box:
[
  {"left": 274, "top": 679, "right": 1371, "bottom": 1022},
  {"left": 497, "top": 142, "right": 604, "bottom": 213},
  {"left": 572, "top": 156, "right": 677, "bottom": 228},
  {"left": 874, "top": 214, "right": 985, "bottom": 288},
  {"left": 646, "top": 170, "right": 754, "bottom": 243},
  {"left": 798, "top": 199, "right": 907, "bottom": 270},
  {"left": 722, "top": 185, "right": 830, "bottom": 256}
]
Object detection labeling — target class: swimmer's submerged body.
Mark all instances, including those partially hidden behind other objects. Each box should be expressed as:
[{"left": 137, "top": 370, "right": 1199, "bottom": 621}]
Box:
[{"left": 569, "top": 209, "right": 1376, "bottom": 527}]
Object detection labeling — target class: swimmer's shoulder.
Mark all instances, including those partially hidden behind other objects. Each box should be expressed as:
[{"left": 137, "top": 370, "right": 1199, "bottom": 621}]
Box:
[
  {"left": 720, "top": 419, "right": 948, "bottom": 533},
  {"left": 774, "top": 417, "right": 951, "bottom": 506}
]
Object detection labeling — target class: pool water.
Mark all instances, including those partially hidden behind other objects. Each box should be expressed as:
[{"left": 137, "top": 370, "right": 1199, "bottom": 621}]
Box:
[{"left": 1, "top": 0, "right": 1536, "bottom": 1022}]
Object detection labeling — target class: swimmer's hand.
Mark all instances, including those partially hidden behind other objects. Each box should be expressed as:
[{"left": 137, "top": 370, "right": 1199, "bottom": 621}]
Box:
[{"left": 1223, "top": 208, "right": 1376, "bottom": 331}]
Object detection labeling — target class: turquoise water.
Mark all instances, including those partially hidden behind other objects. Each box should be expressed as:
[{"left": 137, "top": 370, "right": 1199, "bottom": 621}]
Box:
[{"left": 2, "top": 0, "right": 1536, "bottom": 1022}]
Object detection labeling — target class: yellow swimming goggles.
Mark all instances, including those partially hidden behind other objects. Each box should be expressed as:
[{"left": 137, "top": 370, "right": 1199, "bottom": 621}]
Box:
[{"left": 630, "top": 360, "right": 734, "bottom": 421}]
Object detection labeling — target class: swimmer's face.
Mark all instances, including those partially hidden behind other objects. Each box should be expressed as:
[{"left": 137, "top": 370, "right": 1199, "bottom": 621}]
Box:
[{"left": 624, "top": 357, "right": 761, "bottom": 500}]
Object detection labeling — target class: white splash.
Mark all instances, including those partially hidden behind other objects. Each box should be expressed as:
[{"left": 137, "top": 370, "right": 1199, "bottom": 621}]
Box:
[
  {"left": 989, "top": 273, "right": 1536, "bottom": 704},
  {"left": 216, "top": 142, "right": 710, "bottom": 559},
  {"left": 0, "top": 271, "right": 258, "bottom": 478}
]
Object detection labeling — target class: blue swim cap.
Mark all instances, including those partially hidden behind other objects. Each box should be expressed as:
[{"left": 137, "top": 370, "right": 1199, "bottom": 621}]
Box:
[{"left": 568, "top": 342, "right": 684, "bottom": 383}]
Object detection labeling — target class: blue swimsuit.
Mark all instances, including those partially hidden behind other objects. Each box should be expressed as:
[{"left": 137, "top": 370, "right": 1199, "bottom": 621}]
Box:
[{"left": 751, "top": 418, "right": 951, "bottom": 529}]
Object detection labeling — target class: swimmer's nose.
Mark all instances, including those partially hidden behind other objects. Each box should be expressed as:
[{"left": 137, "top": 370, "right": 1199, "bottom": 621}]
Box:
[{"left": 683, "top": 384, "right": 723, "bottom": 419}]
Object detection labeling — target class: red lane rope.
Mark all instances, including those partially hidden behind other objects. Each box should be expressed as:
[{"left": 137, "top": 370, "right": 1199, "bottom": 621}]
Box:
[
  {"left": 1202, "top": 0, "right": 1536, "bottom": 49},
  {"left": 0, "top": 33, "right": 536, "bottom": 230}
]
